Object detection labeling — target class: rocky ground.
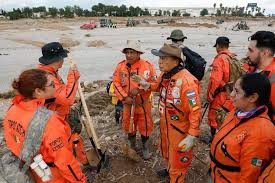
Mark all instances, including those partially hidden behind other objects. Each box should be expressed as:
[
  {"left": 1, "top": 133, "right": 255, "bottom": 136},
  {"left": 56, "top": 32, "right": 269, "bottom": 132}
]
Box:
[{"left": 0, "top": 79, "right": 211, "bottom": 183}]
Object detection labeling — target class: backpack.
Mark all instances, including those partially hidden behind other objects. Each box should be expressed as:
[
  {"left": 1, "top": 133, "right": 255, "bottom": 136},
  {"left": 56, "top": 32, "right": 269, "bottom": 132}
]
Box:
[
  {"left": 223, "top": 55, "right": 248, "bottom": 93},
  {"left": 0, "top": 107, "right": 53, "bottom": 183},
  {"left": 181, "top": 47, "right": 207, "bottom": 81},
  {"left": 106, "top": 81, "right": 112, "bottom": 94}
]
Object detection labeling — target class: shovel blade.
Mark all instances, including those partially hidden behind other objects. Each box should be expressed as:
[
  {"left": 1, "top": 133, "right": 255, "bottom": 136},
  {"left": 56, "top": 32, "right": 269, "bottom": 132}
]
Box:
[{"left": 85, "top": 148, "right": 101, "bottom": 167}]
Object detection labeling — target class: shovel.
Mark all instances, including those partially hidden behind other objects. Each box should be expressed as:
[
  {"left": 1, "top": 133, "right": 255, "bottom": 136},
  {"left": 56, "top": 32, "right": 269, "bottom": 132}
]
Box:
[
  {"left": 122, "top": 96, "right": 141, "bottom": 162},
  {"left": 67, "top": 53, "right": 109, "bottom": 173}
]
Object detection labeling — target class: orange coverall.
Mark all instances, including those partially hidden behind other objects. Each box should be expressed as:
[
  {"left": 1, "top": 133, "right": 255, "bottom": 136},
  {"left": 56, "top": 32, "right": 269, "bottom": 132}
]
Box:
[
  {"left": 112, "top": 59, "right": 156, "bottom": 137},
  {"left": 151, "top": 69, "right": 201, "bottom": 183},
  {"left": 4, "top": 96, "right": 86, "bottom": 183},
  {"left": 250, "top": 57, "right": 275, "bottom": 120},
  {"left": 210, "top": 107, "right": 275, "bottom": 183},
  {"left": 207, "top": 50, "right": 235, "bottom": 129},
  {"left": 37, "top": 64, "right": 87, "bottom": 164}
]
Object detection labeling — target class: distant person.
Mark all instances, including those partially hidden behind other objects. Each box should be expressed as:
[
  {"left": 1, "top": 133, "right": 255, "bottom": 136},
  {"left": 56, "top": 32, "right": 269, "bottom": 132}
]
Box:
[
  {"left": 207, "top": 37, "right": 236, "bottom": 138},
  {"left": 37, "top": 42, "right": 87, "bottom": 164},
  {"left": 132, "top": 43, "right": 201, "bottom": 182},
  {"left": 210, "top": 73, "right": 275, "bottom": 183},
  {"left": 112, "top": 40, "right": 157, "bottom": 159},
  {"left": 3, "top": 69, "right": 86, "bottom": 183},
  {"left": 107, "top": 80, "right": 123, "bottom": 125},
  {"left": 246, "top": 31, "right": 275, "bottom": 121}
]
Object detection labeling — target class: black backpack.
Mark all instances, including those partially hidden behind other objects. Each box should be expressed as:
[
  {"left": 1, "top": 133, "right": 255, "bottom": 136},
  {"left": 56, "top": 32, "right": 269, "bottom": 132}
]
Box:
[
  {"left": 106, "top": 81, "right": 112, "bottom": 94},
  {"left": 182, "top": 47, "right": 206, "bottom": 81}
]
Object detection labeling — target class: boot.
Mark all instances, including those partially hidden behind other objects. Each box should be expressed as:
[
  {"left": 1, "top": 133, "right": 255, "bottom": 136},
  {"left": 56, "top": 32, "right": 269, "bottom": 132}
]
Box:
[
  {"left": 128, "top": 133, "right": 136, "bottom": 149},
  {"left": 157, "top": 168, "right": 169, "bottom": 180},
  {"left": 141, "top": 135, "right": 151, "bottom": 160}
]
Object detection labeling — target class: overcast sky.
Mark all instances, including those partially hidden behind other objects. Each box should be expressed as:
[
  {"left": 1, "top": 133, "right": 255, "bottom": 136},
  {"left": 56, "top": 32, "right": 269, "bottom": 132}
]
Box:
[{"left": 1, "top": 0, "right": 275, "bottom": 14}]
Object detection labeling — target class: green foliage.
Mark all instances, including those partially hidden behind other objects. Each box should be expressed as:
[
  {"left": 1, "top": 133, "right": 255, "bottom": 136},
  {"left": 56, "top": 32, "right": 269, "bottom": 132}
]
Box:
[
  {"left": 172, "top": 10, "right": 181, "bottom": 16},
  {"left": 64, "top": 6, "right": 74, "bottom": 18},
  {"left": 182, "top": 13, "right": 191, "bottom": 17},
  {"left": 48, "top": 7, "right": 58, "bottom": 17},
  {"left": 200, "top": 8, "right": 209, "bottom": 16}
]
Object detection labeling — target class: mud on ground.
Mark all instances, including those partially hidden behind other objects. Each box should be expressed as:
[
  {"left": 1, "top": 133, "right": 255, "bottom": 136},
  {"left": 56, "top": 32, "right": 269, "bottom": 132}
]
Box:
[
  {"left": 81, "top": 81, "right": 210, "bottom": 183},
  {"left": 0, "top": 80, "right": 210, "bottom": 183}
]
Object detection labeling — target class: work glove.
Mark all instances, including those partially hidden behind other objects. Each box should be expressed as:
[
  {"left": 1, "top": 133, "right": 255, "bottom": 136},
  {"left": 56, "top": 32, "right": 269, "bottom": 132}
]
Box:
[
  {"left": 178, "top": 135, "right": 197, "bottom": 152},
  {"left": 131, "top": 74, "right": 150, "bottom": 90},
  {"left": 129, "top": 88, "right": 140, "bottom": 96},
  {"left": 123, "top": 96, "right": 134, "bottom": 105}
]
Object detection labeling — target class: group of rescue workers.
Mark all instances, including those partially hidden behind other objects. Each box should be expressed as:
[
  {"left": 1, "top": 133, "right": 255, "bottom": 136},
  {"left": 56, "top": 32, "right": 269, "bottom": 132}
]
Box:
[{"left": 1, "top": 29, "right": 275, "bottom": 183}]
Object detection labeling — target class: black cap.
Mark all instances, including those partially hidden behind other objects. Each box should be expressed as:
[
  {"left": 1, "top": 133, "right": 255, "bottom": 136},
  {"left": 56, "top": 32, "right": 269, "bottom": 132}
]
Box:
[
  {"left": 213, "top": 36, "right": 231, "bottom": 47},
  {"left": 39, "top": 42, "right": 69, "bottom": 65}
]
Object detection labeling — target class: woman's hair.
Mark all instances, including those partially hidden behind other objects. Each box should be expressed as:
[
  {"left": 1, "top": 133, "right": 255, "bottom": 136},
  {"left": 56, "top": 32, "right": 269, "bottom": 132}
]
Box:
[
  {"left": 12, "top": 69, "right": 48, "bottom": 98},
  {"left": 240, "top": 73, "right": 273, "bottom": 118}
]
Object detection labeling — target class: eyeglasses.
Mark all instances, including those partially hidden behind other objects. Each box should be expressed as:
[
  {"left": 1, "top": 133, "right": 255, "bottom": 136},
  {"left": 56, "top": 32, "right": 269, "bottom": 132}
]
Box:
[{"left": 45, "top": 81, "right": 55, "bottom": 88}]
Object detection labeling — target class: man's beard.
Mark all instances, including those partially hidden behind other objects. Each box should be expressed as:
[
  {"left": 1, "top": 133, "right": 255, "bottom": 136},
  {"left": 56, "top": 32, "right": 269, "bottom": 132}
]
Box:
[{"left": 248, "top": 54, "right": 261, "bottom": 67}]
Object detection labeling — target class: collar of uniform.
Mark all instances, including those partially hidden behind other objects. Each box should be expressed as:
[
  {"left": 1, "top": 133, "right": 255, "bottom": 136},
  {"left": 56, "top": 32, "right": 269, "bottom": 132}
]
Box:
[
  {"left": 37, "top": 64, "right": 57, "bottom": 75},
  {"left": 126, "top": 59, "right": 142, "bottom": 69},
  {"left": 217, "top": 50, "right": 236, "bottom": 58},
  {"left": 234, "top": 106, "right": 267, "bottom": 121},
  {"left": 12, "top": 95, "right": 46, "bottom": 111},
  {"left": 263, "top": 57, "right": 275, "bottom": 75}
]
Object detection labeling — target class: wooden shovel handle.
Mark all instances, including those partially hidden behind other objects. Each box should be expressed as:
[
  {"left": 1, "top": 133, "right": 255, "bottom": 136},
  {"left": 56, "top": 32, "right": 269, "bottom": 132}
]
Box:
[
  {"left": 67, "top": 53, "right": 101, "bottom": 149},
  {"left": 129, "top": 97, "right": 136, "bottom": 133}
]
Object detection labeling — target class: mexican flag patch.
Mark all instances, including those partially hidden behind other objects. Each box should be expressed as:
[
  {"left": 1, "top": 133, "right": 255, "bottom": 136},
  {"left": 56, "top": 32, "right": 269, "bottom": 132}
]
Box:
[
  {"left": 251, "top": 158, "right": 263, "bottom": 167},
  {"left": 188, "top": 98, "right": 197, "bottom": 106}
]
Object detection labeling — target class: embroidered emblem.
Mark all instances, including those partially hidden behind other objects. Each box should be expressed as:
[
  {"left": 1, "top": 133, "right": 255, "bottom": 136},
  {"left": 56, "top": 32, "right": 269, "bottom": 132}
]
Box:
[
  {"left": 172, "top": 87, "right": 180, "bottom": 98},
  {"left": 176, "top": 78, "right": 183, "bottom": 86},
  {"left": 251, "top": 158, "right": 263, "bottom": 167},
  {"left": 173, "top": 99, "right": 181, "bottom": 105},
  {"left": 144, "top": 70, "right": 150, "bottom": 79},
  {"left": 170, "top": 115, "right": 179, "bottom": 121},
  {"left": 169, "top": 79, "right": 176, "bottom": 87},
  {"left": 180, "top": 156, "right": 190, "bottom": 163},
  {"left": 235, "top": 130, "right": 247, "bottom": 142},
  {"left": 186, "top": 90, "right": 196, "bottom": 98}
]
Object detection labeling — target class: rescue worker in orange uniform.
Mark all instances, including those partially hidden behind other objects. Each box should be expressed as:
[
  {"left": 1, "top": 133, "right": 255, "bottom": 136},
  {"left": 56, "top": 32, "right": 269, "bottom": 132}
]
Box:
[
  {"left": 3, "top": 69, "right": 86, "bottom": 183},
  {"left": 132, "top": 43, "right": 201, "bottom": 183},
  {"left": 37, "top": 42, "right": 87, "bottom": 164},
  {"left": 246, "top": 31, "right": 275, "bottom": 121},
  {"left": 112, "top": 40, "right": 157, "bottom": 159},
  {"left": 207, "top": 37, "right": 235, "bottom": 137},
  {"left": 210, "top": 73, "right": 275, "bottom": 183}
]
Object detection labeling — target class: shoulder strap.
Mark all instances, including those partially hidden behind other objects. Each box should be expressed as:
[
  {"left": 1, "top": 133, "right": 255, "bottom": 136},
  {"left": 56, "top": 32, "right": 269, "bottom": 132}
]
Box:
[{"left": 19, "top": 107, "right": 53, "bottom": 173}]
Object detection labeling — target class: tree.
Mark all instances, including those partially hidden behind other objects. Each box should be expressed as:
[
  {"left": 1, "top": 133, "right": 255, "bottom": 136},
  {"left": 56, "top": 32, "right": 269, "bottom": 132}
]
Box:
[
  {"left": 158, "top": 9, "right": 162, "bottom": 16},
  {"left": 200, "top": 8, "right": 208, "bottom": 16},
  {"left": 59, "top": 8, "right": 65, "bottom": 17},
  {"left": 216, "top": 9, "right": 221, "bottom": 16},
  {"left": 213, "top": 3, "right": 216, "bottom": 9},
  {"left": 142, "top": 8, "right": 151, "bottom": 16},
  {"left": 22, "top": 7, "right": 32, "bottom": 18},
  {"left": 32, "top": 6, "right": 46, "bottom": 13},
  {"left": 48, "top": 7, "right": 58, "bottom": 17},
  {"left": 118, "top": 4, "right": 127, "bottom": 16},
  {"left": 74, "top": 5, "right": 83, "bottom": 16},
  {"left": 172, "top": 10, "right": 181, "bottom": 16},
  {"left": 83, "top": 9, "right": 92, "bottom": 17},
  {"left": 64, "top": 6, "right": 74, "bottom": 18}
]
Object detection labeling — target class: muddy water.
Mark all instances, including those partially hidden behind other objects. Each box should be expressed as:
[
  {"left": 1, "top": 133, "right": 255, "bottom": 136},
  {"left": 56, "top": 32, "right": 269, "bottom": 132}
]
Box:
[{"left": 0, "top": 23, "right": 268, "bottom": 92}]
